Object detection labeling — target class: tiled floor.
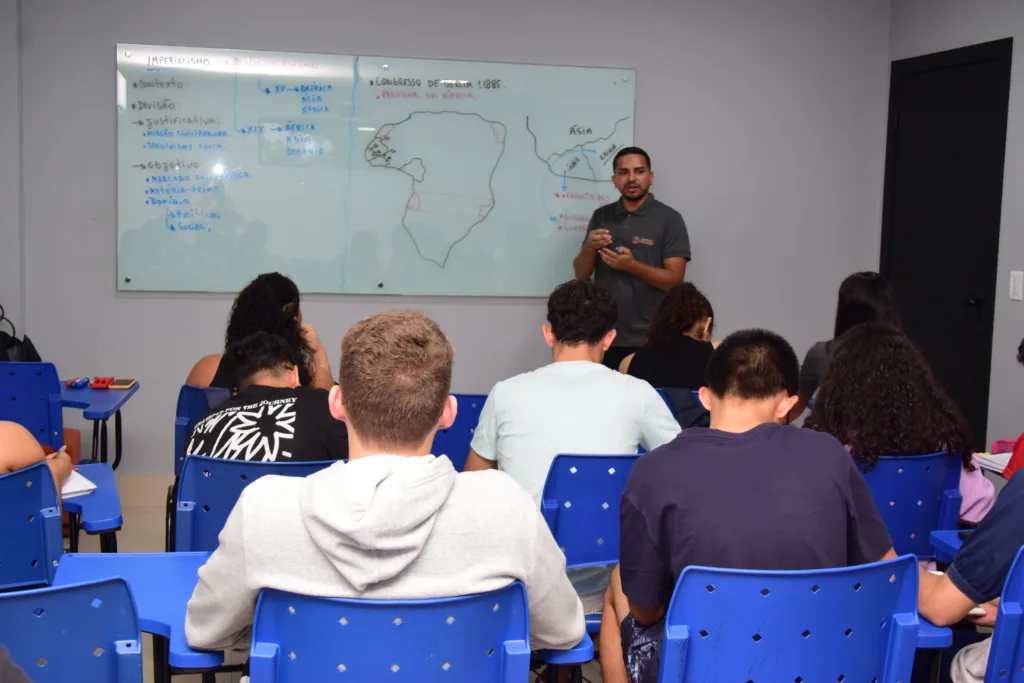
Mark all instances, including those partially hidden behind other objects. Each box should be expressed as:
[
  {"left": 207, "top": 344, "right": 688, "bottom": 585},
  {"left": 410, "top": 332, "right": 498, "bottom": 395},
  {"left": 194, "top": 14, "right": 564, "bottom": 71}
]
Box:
[{"left": 78, "top": 500, "right": 604, "bottom": 683}]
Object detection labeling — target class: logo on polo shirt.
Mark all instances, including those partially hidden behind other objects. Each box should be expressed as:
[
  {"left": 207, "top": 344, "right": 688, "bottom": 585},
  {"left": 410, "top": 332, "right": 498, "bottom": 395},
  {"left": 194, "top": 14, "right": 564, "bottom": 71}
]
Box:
[{"left": 633, "top": 236, "right": 655, "bottom": 246}]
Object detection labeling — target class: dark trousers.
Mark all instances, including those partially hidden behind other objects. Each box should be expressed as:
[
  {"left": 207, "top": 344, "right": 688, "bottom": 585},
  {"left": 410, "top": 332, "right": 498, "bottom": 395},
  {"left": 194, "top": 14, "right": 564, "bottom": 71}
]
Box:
[{"left": 603, "top": 346, "right": 639, "bottom": 371}]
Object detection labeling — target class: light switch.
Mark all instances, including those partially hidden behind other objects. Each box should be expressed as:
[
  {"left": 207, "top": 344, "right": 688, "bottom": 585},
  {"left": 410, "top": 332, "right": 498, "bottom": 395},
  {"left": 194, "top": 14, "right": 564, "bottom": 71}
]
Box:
[{"left": 1010, "top": 271, "right": 1023, "bottom": 301}]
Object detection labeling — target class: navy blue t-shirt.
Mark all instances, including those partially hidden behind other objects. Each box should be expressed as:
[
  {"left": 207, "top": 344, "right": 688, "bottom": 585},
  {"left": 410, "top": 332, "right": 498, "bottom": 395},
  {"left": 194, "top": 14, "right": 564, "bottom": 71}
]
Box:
[
  {"left": 948, "top": 470, "right": 1024, "bottom": 603},
  {"left": 620, "top": 423, "right": 893, "bottom": 609}
]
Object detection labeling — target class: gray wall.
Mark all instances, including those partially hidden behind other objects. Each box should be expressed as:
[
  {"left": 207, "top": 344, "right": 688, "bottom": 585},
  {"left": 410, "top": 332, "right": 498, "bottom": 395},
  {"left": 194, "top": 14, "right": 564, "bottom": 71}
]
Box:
[
  {"left": 12, "top": 0, "right": 891, "bottom": 473},
  {"left": 890, "top": 0, "right": 1024, "bottom": 446},
  {"left": 0, "top": 0, "right": 22, "bottom": 332}
]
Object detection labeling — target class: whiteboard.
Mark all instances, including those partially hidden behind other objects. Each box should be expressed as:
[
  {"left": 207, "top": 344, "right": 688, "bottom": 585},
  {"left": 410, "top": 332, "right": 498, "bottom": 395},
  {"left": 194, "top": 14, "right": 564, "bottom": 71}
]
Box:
[{"left": 116, "top": 44, "right": 635, "bottom": 296}]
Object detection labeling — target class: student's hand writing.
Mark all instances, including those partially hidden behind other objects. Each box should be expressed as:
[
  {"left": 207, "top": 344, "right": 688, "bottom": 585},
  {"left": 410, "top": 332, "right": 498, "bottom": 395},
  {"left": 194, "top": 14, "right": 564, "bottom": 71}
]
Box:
[
  {"left": 600, "top": 246, "right": 636, "bottom": 271},
  {"left": 586, "top": 229, "right": 613, "bottom": 251},
  {"left": 45, "top": 451, "right": 72, "bottom": 489}
]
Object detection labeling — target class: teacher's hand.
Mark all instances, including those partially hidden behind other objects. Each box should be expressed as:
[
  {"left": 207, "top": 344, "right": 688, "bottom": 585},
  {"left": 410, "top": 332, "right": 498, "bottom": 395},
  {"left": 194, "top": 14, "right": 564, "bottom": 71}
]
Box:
[
  {"left": 585, "top": 229, "right": 613, "bottom": 251},
  {"left": 600, "top": 246, "right": 635, "bottom": 271}
]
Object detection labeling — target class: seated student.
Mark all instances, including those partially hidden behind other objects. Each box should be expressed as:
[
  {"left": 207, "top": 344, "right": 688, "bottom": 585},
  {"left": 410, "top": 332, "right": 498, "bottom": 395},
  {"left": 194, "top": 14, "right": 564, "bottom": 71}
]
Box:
[
  {"left": 601, "top": 329, "right": 895, "bottom": 683},
  {"left": 618, "top": 282, "right": 717, "bottom": 389},
  {"left": 463, "top": 279, "right": 680, "bottom": 504},
  {"left": 918, "top": 470, "right": 1024, "bottom": 683},
  {"left": 185, "top": 310, "right": 585, "bottom": 653},
  {"left": 185, "top": 272, "right": 334, "bottom": 392},
  {"left": 797, "top": 271, "right": 901, "bottom": 415},
  {"left": 997, "top": 337, "right": 1024, "bottom": 480},
  {"left": 0, "top": 420, "right": 72, "bottom": 491},
  {"left": 186, "top": 332, "right": 348, "bottom": 462},
  {"left": 805, "top": 323, "right": 993, "bottom": 524}
]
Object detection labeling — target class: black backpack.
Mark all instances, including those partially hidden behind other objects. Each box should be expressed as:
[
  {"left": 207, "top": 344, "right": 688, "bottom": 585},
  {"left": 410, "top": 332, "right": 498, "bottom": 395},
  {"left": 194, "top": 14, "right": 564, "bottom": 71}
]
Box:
[
  {"left": 659, "top": 387, "right": 711, "bottom": 429},
  {"left": 0, "top": 304, "right": 42, "bottom": 363}
]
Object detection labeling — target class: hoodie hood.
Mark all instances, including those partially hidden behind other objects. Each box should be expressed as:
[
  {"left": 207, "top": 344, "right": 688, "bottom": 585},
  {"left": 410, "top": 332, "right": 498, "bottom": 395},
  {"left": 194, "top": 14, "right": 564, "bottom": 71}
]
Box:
[{"left": 299, "top": 454, "right": 457, "bottom": 591}]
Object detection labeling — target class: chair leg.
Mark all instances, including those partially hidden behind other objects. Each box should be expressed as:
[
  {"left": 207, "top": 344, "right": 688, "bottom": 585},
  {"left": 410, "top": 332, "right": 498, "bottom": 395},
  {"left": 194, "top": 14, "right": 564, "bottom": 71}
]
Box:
[
  {"left": 201, "top": 672, "right": 216, "bottom": 683},
  {"left": 152, "top": 634, "right": 169, "bottom": 683},
  {"left": 68, "top": 514, "right": 80, "bottom": 553}
]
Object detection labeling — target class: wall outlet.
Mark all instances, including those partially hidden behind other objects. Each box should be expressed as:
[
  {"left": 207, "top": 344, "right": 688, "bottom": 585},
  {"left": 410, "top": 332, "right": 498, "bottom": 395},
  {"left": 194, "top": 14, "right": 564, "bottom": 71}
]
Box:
[{"left": 1011, "top": 271, "right": 1023, "bottom": 301}]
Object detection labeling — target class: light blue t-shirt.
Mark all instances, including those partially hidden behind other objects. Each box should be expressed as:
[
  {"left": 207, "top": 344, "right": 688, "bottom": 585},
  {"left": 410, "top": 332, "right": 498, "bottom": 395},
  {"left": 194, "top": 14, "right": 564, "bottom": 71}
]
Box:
[{"left": 470, "top": 361, "right": 681, "bottom": 503}]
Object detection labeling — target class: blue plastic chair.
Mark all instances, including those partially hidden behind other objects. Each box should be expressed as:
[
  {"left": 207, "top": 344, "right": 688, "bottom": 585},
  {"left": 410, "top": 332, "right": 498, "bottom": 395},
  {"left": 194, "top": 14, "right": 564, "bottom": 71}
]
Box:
[
  {"left": 0, "top": 577, "right": 143, "bottom": 682},
  {"left": 431, "top": 392, "right": 487, "bottom": 471},
  {"left": 249, "top": 581, "right": 531, "bottom": 682},
  {"left": 859, "top": 451, "right": 962, "bottom": 558},
  {"left": 659, "top": 555, "right": 920, "bottom": 682},
  {"left": 0, "top": 361, "right": 64, "bottom": 449},
  {"left": 174, "top": 384, "right": 231, "bottom": 476},
  {"left": 0, "top": 462, "right": 63, "bottom": 591},
  {"left": 174, "top": 455, "right": 333, "bottom": 552},
  {"left": 541, "top": 453, "right": 640, "bottom": 633},
  {"left": 985, "top": 544, "right": 1024, "bottom": 681}
]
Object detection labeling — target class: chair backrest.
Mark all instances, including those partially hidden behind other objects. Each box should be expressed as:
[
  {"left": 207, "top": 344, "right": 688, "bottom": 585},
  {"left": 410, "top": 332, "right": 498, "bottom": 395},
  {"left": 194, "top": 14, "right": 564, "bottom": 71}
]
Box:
[
  {"left": 659, "top": 555, "right": 919, "bottom": 683},
  {"left": 174, "top": 455, "right": 333, "bottom": 552},
  {"left": 0, "top": 577, "right": 142, "bottom": 683},
  {"left": 859, "top": 451, "right": 962, "bottom": 558},
  {"left": 430, "top": 393, "right": 487, "bottom": 471},
  {"left": 0, "top": 462, "right": 63, "bottom": 591},
  {"left": 541, "top": 453, "right": 640, "bottom": 567},
  {"left": 174, "top": 384, "right": 231, "bottom": 476},
  {"left": 249, "top": 581, "right": 530, "bottom": 683},
  {"left": 0, "top": 362, "right": 64, "bottom": 449},
  {"left": 985, "top": 544, "right": 1024, "bottom": 682}
]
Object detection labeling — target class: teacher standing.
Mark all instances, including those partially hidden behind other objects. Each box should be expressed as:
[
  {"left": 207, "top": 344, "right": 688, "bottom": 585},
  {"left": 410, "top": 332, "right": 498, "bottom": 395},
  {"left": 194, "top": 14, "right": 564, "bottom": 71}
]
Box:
[{"left": 573, "top": 147, "right": 691, "bottom": 370}]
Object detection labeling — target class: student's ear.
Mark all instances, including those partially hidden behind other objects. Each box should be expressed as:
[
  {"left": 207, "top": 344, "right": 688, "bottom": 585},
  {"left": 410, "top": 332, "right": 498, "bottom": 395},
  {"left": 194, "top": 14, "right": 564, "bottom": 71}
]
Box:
[
  {"left": 600, "top": 329, "right": 618, "bottom": 352},
  {"left": 775, "top": 394, "right": 801, "bottom": 423},
  {"left": 328, "top": 385, "right": 347, "bottom": 422},
  {"left": 438, "top": 394, "right": 458, "bottom": 430},
  {"left": 542, "top": 324, "right": 556, "bottom": 349},
  {"left": 702, "top": 318, "right": 713, "bottom": 341},
  {"left": 697, "top": 386, "right": 712, "bottom": 411},
  {"left": 287, "top": 364, "right": 301, "bottom": 388}
]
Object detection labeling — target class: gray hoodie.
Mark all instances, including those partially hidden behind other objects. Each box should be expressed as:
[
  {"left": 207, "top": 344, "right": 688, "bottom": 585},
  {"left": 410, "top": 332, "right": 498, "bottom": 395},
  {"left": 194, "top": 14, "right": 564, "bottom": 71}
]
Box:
[{"left": 185, "top": 454, "right": 585, "bottom": 652}]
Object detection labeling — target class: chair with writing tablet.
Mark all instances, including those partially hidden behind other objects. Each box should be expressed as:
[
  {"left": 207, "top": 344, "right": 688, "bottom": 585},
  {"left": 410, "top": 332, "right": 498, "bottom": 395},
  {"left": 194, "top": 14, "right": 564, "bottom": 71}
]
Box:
[
  {"left": 0, "top": 462, "right": 63, "bottom": 592},
  {"left": 249, "top": 580, "right": 593, "bottom": 682},
  {"left": 173, "top": 455, "right": 332, "bottom": 552},
  {"left": 658, "top": 555, "right": 919, "bottom": 682},
  {"left": 541, "top": 453, "right": 641, "bottom": 634},
  {"left": 431, "top": 392, "right": 487, "bottom": 471},
  {"left": 858, "top": 451, "right": 961, "bottom": 559},
  {"left": 0, "top": 361, "right": 64, "bottom": 449},
  {"left": 0, "top": 577, "right": 143, "bottom": 682}
]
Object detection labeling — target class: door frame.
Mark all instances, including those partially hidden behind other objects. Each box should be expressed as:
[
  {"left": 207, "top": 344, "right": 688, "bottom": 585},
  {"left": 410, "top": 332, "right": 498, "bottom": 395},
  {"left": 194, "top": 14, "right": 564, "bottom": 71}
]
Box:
[{"left": 879, "top": 36, "right": 1013, "bottom": 275}]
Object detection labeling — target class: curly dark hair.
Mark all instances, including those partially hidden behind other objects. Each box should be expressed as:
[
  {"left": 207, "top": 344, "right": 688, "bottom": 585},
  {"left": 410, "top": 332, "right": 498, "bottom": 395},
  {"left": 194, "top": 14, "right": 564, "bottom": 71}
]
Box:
[
  {"left": 547, "top": 280, "right": 617, "bottom": 345},
  {"left": 805, "top": 322, "right": 974, "bottom": 469},
  {"left": 833, "top": 272, "right": 901, "bottom": 338},
  {"left": 644, "top": 283, "right": 714, "bottom": 350},
  {"left": 223, "top": 273, "right": 312, "bottom": 386},
  {"left": 226, "top": 331, "right": 307, "bottom": 389},
  {"left": 706, "top": 329, "right": 799, "bottom": 399}
]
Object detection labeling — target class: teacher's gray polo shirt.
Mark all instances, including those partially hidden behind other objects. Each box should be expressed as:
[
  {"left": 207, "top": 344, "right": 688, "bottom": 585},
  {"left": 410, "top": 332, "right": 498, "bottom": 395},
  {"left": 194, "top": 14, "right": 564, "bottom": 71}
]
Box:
[{"left": 585, "top": 195, "right": 691, "bottom": 347}]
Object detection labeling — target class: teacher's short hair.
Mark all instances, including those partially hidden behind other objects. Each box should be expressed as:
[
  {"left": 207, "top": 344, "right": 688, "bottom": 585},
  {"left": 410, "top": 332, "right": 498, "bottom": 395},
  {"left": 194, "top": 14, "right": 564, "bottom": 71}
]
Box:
[
  {"left": 706, "top": 329, "right": 799, "bottom": 400},
  {"left": 613, "top": 146, "right": 652, "bottom": 171},
  {"left": 547, "top": 280, "right": 617, "bottom": 345}
]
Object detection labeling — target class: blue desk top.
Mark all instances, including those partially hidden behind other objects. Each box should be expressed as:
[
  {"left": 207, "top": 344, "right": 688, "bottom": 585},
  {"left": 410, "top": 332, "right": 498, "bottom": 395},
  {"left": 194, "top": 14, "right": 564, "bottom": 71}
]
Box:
[
  {"left": 61, "top": 463, "right": 123, "bottom": 533},
  {"left": 931, "top": 529, "right": 969, "bottom": 565},
  {"left": 61, "top": 383, "right": 140, "bottom": 420},
  {"left": 917, "top": 618, "right": 953, "bottom": 649},
  {"left": 52, "top": 552, "right": 222, "bottom": 670}
]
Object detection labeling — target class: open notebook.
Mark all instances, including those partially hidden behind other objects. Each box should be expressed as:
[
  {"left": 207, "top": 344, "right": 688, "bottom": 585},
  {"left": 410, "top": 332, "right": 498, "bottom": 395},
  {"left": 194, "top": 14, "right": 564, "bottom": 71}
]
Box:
[
  {"left": 974, "top": 452, "right": 1010, "bottom": 475},
  {"left": 61, "top": 469, "right": 97, "bottom": 499}
]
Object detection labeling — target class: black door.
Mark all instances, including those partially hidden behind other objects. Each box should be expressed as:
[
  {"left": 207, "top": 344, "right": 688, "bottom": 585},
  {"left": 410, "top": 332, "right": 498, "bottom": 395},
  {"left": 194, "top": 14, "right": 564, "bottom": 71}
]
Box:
[{"left": 881, "top": 38, "right": 1013, "bottom": 450}]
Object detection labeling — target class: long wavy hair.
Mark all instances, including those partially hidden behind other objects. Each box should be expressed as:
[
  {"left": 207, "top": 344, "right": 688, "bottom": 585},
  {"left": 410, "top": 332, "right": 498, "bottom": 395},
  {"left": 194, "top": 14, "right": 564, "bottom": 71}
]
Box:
[
  {"left": 223, "top": 273, "right": 312, "bottom": 386},
  {"left": 833, "top": 272, "right": 901, "bottom": 339},
  {"left": 644, "top": 283, "right": 714, "bottom": 350},
  {"left": 806, "top": 323, "right": 973, "bottom": 469}
]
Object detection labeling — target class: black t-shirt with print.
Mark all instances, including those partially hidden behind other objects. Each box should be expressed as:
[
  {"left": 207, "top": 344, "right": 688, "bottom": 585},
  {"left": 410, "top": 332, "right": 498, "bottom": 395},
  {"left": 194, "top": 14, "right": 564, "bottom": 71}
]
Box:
[{"left": 187, "top": 385, "right": 348, "bottom": 463}]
